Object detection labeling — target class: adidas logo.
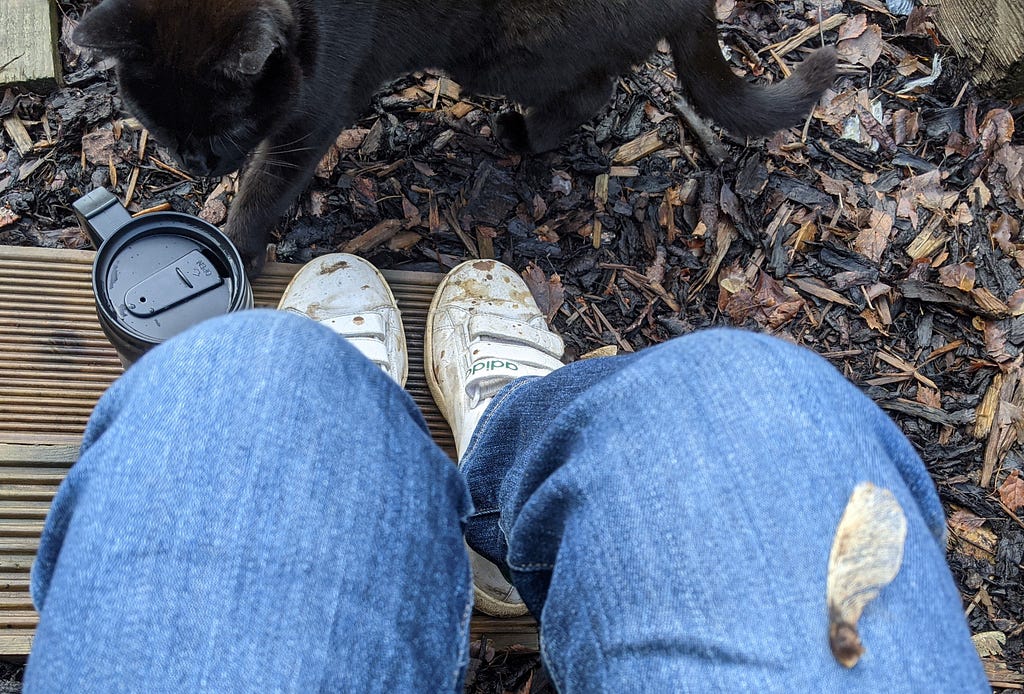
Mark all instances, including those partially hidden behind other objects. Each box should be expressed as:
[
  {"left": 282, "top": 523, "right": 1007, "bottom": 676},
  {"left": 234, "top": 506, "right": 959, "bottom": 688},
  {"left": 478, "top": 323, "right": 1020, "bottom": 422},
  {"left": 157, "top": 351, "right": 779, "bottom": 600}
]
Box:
[{"left": 470, "top": 359, "right": 519, "bottom": 375}]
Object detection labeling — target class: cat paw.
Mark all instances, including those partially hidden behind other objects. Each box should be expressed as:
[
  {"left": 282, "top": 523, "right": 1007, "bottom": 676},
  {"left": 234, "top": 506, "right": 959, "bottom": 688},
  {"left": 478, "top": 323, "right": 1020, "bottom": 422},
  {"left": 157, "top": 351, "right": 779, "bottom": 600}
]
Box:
[
  {"left": 494, "top": 112, "right": 532, "bottom": 153},
  {"left": 241, "top": 246, "right": 268, "bottom": 280},
  {"left": 225, "top": 222, "right": 269, "bottom": 279}
]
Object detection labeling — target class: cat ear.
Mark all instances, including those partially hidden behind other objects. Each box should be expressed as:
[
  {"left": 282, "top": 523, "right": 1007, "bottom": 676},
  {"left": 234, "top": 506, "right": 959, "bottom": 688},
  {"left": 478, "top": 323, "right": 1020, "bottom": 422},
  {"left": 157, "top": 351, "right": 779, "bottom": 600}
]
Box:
[
  {"left": 223, "top": 4, "right": 294, "bottom": 79},
  {"left": 72, "top": 0, "right": 138, "bottom": 56}
]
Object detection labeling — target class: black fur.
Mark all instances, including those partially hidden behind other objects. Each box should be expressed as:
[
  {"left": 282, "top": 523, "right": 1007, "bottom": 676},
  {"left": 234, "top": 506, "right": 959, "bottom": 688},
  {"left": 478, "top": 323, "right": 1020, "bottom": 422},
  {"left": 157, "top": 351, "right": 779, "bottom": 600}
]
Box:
[{"left": 74, "top": 0, "right": 836, "bottom": 275}]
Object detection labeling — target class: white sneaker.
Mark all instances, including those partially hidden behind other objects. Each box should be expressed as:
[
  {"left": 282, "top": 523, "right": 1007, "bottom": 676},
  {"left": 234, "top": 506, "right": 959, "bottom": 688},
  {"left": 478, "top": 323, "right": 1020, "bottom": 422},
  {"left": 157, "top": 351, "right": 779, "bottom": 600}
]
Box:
[
  {"left": 278, "top": 254, "right": 408, "bottom": 386},
  {"left": 425, "top": 259, "right": 565, "bottom": 617}
]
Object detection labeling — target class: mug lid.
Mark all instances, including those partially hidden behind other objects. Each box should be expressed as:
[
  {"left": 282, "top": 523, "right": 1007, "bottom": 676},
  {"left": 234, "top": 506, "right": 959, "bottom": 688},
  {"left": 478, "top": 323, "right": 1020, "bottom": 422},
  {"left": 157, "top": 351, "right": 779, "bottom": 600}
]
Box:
[{"left": 96, "top": 221, "right": 237, "bottom": 343}]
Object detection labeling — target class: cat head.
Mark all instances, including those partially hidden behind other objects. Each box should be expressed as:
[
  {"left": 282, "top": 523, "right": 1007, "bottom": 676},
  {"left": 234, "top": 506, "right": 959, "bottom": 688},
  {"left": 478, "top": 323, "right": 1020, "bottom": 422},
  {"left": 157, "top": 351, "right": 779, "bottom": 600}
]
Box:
[{"left": 74, "top": 0, "right": 305, "bottom": 177}]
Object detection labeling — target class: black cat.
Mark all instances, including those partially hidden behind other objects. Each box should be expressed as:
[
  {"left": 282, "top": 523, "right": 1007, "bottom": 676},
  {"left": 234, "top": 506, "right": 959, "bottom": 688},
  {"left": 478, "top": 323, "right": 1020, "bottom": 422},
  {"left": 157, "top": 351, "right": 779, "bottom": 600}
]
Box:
[{"left": 74, "top": 0, "right": 836, "bottom": 275}]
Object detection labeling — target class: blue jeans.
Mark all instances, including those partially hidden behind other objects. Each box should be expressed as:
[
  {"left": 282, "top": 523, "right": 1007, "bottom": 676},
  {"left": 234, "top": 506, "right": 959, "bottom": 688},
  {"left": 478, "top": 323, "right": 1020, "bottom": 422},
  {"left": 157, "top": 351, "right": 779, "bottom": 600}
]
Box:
[{"left": 25, "top": 310, "right": 986, "bottom": 692}]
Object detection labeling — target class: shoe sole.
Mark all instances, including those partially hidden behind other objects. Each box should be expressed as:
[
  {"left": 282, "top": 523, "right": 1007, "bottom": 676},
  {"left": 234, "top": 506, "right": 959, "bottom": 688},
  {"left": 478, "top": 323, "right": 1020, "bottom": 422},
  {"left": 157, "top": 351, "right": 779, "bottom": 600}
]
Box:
[{"left": 425, "top": 260, "right": 530, "bottom": 618}]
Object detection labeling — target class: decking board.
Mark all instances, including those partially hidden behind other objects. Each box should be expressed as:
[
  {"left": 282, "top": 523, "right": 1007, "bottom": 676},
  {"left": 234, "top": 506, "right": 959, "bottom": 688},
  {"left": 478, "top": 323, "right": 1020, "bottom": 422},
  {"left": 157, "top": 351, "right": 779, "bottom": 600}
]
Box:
[{"left": 0, "top": 245, "right": 537, "bottom": 655}]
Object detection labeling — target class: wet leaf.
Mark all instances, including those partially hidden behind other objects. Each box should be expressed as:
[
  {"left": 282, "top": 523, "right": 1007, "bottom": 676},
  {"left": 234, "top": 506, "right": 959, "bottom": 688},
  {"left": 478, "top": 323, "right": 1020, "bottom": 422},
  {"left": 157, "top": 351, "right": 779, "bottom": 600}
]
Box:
[
  {"left": 998, "top": 470, "right": 1024, "bottom": 512},
  {"left": 937, "top": 262, "right": 976, "bottom": 292},
  {"left": 827, "top": 482, "right": 907, "bottom": 668},
  {"left": 972, "top": 630, "right": 1006, "bottom": 658}
]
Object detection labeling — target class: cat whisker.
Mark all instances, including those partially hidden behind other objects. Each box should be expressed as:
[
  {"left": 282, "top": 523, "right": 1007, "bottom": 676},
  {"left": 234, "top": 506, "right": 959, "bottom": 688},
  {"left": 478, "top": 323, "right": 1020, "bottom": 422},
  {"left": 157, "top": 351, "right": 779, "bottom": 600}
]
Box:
[
  {"left": 264, "top": 158, "right": 305, "bottom": 170},
  {"left": 266, "top": 146, "right": 315, "bottom": 155},
  {"left": 268, "top": 131, "right": 316, "bottom": 150}
]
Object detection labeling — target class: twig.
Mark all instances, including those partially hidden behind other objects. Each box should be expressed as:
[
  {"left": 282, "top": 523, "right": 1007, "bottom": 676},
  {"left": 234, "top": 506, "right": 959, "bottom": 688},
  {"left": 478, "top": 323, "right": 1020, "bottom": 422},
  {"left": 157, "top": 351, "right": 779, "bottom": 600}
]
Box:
[
  {"left": 0, "top": 54, "right": 24, "bottom": 74},
  {"left": 671, "top": 97, "right": 728, "bottom": 167}
]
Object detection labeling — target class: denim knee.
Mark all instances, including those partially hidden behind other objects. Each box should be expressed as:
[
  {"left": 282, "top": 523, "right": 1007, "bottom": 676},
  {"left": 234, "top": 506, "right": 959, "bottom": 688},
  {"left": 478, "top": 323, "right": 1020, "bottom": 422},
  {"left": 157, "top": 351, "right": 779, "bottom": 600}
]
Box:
[
  {"left": 625, "top": 328, "right": 851, "bottom": 409},
  {"left": 82, "top": 309, "right": 408, "bottom": 475},
  {"left": 132, "top": 309, "right": 370, "bottom": 382},
  {"left": 554, "top": 328, "right": 900, "bottom": 487}
]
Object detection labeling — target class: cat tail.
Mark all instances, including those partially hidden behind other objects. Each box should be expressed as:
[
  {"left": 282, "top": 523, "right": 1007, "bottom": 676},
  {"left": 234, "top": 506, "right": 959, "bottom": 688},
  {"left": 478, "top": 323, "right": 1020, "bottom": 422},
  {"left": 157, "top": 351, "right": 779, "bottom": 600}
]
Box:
[{"left": 669, "top": 18, "right": 836, "bottom": 137}]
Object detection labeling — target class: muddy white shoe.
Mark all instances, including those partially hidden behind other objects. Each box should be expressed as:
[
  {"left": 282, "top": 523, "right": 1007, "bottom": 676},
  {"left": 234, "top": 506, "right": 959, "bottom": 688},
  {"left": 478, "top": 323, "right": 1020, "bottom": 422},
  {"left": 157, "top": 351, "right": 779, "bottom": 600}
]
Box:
[
  {"left": 278, "top": 253, "right": 408, "bottom": 386},
  {"left": 426, "top": 259, "right": 565, "bottom": 617}
]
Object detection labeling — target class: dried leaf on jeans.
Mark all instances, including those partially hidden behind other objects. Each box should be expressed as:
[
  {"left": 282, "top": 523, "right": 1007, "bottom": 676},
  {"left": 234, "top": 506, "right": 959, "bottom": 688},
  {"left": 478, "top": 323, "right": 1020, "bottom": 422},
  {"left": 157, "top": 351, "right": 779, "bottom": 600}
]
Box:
[{"left": 827, "top": 482, "right": 906, "bottom": 668}]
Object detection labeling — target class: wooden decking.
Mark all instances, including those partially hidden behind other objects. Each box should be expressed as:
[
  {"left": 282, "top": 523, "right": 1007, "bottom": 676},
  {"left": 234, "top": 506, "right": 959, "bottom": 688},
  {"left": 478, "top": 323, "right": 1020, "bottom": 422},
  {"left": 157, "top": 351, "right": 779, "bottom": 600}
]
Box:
[{"left": 0, "top": 245, "right": 537, "bottom": 654}]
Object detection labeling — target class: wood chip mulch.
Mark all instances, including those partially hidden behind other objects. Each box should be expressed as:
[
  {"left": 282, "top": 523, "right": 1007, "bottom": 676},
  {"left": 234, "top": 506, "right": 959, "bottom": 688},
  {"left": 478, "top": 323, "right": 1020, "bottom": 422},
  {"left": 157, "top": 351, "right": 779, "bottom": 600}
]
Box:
[{"left": 1, "top": 0, "right": 1023, "bottom": 690}]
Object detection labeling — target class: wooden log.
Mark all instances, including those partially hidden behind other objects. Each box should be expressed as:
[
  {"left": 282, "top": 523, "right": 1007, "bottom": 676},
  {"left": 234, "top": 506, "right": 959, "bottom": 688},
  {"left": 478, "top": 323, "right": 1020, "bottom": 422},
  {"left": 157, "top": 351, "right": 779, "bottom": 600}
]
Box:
[
  {"left": 0, "top": 0, "right": 61, "bottom": 91},
  {"left": 933, "top": 0, "right": 1024, "bottom": 97}
]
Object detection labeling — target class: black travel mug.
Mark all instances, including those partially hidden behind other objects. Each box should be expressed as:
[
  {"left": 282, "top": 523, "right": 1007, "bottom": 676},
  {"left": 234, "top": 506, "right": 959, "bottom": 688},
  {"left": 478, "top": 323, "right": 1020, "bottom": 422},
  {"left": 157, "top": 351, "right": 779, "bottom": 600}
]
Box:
[{"left": 74, "top": 188, "right": 253, "bottom": 367}]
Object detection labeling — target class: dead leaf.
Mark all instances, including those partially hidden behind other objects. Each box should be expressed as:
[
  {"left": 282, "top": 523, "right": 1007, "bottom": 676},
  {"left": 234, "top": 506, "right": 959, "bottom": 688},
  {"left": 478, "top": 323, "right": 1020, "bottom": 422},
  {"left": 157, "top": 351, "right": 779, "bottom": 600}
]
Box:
[
  {"left": 998, "top": 470, "right": 1024, "bottom": 512},
  {"left": 937, "top": 262, "right": 976, "bottom": 292},
  {"left": 916, "top": 386, "right": 942, "bottom": 409},
  {"left": 993, "top": 144, "right": 1024, "bottom": 210},
  {"left": 990, "top": 213, "right": 1020, "bottom": 255},
  {"left": 1008, "top": 289, "right": 1024, "bottom": 316},
  {"left": 948, "top": 507, "right": 998, "bottom": 563},
  {"left": 719, "top": 266, "right": 804, "bottom": 329},
  {"left": 837, "top": 14, "right": 868, "bottom": 41},
  {"left": 827, "top": 482, "right": 906, "bottom": 668},
  {"left": 895, "top": 57, "right": 921, "bottom": 78},
  {"left": 948, "top": 508, "right": 987, "bottom": 530},
  {"left": 521, "top": 262, "right": 564, "bottom": 322},
  {"left": 982, "top": 321, "right": 1011, "bottom": 363},
  {"left": 315, "top": 144, "right": 339, "bottom": 178},
  {"left": 972, "top": 631, "right": 1006, "bottom": 658},
  {"left": 980, "top": 109, "right": 1015, "bottom": 154},
  {"left": 892, "top": 109, "right": 919, "bottom": 145},
  {"left": 336, "top": 128, "right": 371, "bottom": 151},
  {"left": 837, "top": 23, "right": 883, "bottom": 68},
  {"left": 714, "top": 0, "right": 736, "bottom": 20},
  {"left": 853, "top": 209, "right": 893, "bottom": 263},
  {"left": 81, "top": 127, "right": 118, "bottom": 166}
]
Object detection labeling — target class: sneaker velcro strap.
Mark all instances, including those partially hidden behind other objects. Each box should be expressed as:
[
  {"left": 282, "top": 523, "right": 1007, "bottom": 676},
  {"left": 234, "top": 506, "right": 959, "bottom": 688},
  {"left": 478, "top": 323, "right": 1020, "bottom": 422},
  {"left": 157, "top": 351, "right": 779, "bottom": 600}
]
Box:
[
  {"left": 346, "top": 336, "right": 390, "bottom": 370},
  {"left": 467, "top": 314, "right": 563, "bottom": 358},
  {"left": 320, "top": 312, "right": 387, "bottom": 339},
  {"left": 464, "top": 340, "right": 564, "bottom": 401}
]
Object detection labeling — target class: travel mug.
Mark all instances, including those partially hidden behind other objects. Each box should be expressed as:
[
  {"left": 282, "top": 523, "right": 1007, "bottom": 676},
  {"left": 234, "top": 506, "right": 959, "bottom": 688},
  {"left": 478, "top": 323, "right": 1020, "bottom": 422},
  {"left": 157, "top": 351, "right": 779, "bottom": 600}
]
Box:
[{"left": 73, "top": 188, "right": 253, "bottom": 367}]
